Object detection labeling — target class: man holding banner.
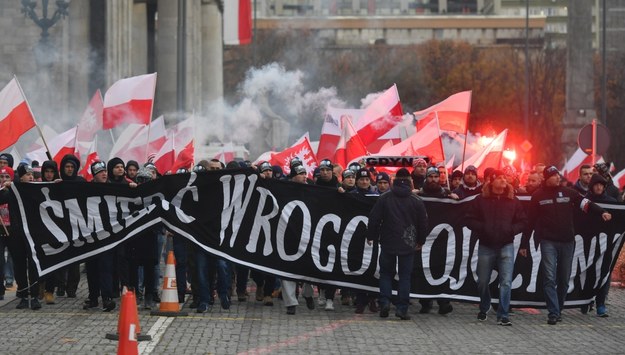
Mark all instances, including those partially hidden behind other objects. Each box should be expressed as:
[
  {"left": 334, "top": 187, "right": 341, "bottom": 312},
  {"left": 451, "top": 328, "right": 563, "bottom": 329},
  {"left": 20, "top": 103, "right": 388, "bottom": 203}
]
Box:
[
  {"left": 520, "top": 166, "right": 612, "bottom": 325},
  {"left": 367, "top": 168, "right": 428, "bottom": 320}
]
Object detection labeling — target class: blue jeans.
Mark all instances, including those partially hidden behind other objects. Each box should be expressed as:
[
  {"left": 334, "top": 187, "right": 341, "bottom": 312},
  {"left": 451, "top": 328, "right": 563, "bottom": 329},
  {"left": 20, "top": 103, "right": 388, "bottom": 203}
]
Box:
[
  {"left": 196, "top": 249, "right": 231, "bottom": 305},
  {"left": 379, "top": 250, "right": 414, "bottom": 314},
  {"left": 477, "top": 243, "right": 514, "bottom": 319},
  {"left": 540, "top": 240, "right": 574, "bottom": 317}
]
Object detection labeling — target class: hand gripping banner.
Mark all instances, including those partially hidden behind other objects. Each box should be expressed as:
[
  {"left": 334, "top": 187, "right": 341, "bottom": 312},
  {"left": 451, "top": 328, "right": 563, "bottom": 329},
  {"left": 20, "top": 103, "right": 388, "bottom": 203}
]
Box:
[{"left": 8, "top": 169, "right": 625, "bottom": 307}]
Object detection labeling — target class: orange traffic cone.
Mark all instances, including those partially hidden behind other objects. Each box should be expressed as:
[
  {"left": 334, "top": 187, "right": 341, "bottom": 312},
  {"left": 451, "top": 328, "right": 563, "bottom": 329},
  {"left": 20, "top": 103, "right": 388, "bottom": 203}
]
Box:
[
  {"left": 106, "top": 287, "right": 151, "bottom": 341},
  {"left": 151, "top": 251, "right": 188, "bottom": 316},
  {"left": 117, "top": 291, "right": 138, "bottom": 355}
]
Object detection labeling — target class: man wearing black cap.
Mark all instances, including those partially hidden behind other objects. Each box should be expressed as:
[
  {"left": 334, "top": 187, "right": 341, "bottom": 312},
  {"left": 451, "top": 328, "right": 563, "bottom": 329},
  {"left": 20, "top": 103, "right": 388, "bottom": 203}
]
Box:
[
  {"left": 520, "top": 166, "right": 612, "bottom": 325},
  {"left": 258, "top": 161, "right": 274, "bottom": 179},
  {"left": 375, "top": 172, "right": 391, "bottom": 194},
  {"left": 125, "top": 160, "right": 140, "bottom": 182},
  {"left": 0, "top": 153, "right": 14, "bottom": 169},
  {"left": 453, "top": 165, "right": 482, "bottom": 200},
  {"left": 40, "top": 160, "right": 60, "bottom": 304},
  {"left": 593, "top": 162, "right": 622, "bottom": 202},
  {"left": 467, "top": 170, "right": 527, "bottom": 326},
  {"left": 367, "top": 168, "right": 428, "bottom": 320}
]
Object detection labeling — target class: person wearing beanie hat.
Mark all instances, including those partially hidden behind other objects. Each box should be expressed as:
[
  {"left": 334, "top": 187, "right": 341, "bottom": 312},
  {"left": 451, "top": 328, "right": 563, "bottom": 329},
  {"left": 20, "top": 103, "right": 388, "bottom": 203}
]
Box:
[
  {"left": 483, "top": 167, "right": 495, "bottom": 183},
  {"left": 341, "top": 169, "right": 356, "bottom": 193},
  {"left": 450, "top": 170, "right": 464, "bottom": 190},
  {"left": 411, "top": 158, "right": 428, "bottom": 190},
  {"left": 353, "top": 168, "right": 377, "bottom": 196},
  {"left": 453, "top": 165, "right": 482, "bottom": 199},
  {"left": 59, "top": 154, "right": 85, "bottom": 182},
  {"left": 466, "top": 166, "right": 527, "bottom": 326},
  {"left": 0, "top": 167, "right": 14, "bottom": 182},
  {"left": 259, "top": 161, "right": 273, "bottom": 179},
  {"left": 375, "top": 172, "right": 391, "bottom": 194},
  {"left": 0, "top": 153, "right": 14, "bottom": 169},
  {"left": 107, "top": 157, "right": 127, "bottom": 184},
  {"left": 125, "top": 160, "right": 140, "bottom": 181},
  {"left": 366, "top": 163, "right": 428, "bottom": 320},
  {"left": 90, "top": 161, "right": 108, "bottom": 183},
  {"left": 41, "top": 160, "right": 60, "bottom": 182},
  {"left": 16, "top": 164, "right": 34, "bottom": 181},
  {"left": 592, "top": 162, "right": 622, "bottom": 202},
  {"left": 520, "top": 165, "right": 612, "bottom": 325}
]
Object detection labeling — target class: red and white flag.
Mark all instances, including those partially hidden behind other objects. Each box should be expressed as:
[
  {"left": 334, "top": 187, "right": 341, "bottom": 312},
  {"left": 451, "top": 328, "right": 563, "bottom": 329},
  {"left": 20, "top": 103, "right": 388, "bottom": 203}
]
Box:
[
  {"left": 79, "top": 140, "right": 100, "bottom": 182},
  {"left": 373, "top": 113, "right": 445, "bottom": 164},
  {"left": 270, "top": 133, "right": 318, "bottom": 179},
  {"left": 561, "top": 147, "right": 604, "bottom": 183},
  {"left": 154, "top": 116, "right": 195, "bottom": 173},
  {"left": 317, "top": 106, "right": 351, "bottom": 161},
  {"left": 223, "top": 0, "right": 252, "bottom": 45},
  {"left": 214, "top": 142, "right": 236, "bottom": 164},
  {"left": 26, "top": 126, "right": 77, "bottom": 167},
  {"left": 334, "top": 117, "right": 368, "bottom": 168},
  {"left": 0, "top": 78, "right": 36, "bottom": 151},
  {"left": 109, "top": 116, "right": 166, "bottom": 163},
  {"left": 415, "top": 91, "right": 471, "bottom": 134},
  {"left": 612, "top": 167, "right": 625, "bottom": 190},
  {"left": 75, "top": 90, "right": 103, "bottom": 162},
  {"left": 103, "top": 73, "right": 156, "bottom": 130},
  {"left": 459, "top": 129, "right": 508, "bottom": 177},
  {"left": 354, "top": 84, "right": 403, "bottom": 146}
]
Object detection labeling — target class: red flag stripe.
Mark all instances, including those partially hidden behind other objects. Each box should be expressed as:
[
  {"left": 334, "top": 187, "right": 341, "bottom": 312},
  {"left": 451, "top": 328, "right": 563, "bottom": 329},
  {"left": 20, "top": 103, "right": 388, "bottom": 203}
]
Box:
[
  {"left": 102, "top": 99, "right": 153, "bottom": 129},
  {"left": 0, "top": 101, "right": 36, "bottom": 151}
]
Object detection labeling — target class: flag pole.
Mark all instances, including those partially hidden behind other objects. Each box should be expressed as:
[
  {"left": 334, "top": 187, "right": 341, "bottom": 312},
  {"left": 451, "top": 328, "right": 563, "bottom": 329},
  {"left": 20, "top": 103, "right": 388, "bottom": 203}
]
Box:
[
  {"left": 460, "top": 91, "right": 472, "bottom": 173},
  {"left": 145, "top": 72, "right": 158, "bottom": 162},
  {"left": 14, "top": 76, "right": 53, "bottom": 161}
]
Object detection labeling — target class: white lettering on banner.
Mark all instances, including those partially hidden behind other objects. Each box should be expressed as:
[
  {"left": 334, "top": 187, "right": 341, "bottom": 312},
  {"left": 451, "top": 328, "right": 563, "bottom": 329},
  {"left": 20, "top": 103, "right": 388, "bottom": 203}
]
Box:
[
  {"left": 40, "top": 187, "right": 70, "bottom": 255},
  {"left": 170, "top": 173, "right": 198, "bottom": 223},
  {"left": 247, "top": 187, "right": 279, "bottom": 255},
  {"left": 572, "top": 235, "right": 597, "bottom": 292},
  {"left": 448, "top": 227, "right": 472, "bottom": 290},
  {"left": 341, "top": 216, "right": 372, "bottom": 276},
  {"left": 312, "top": 214, "right": 340, "bottom": 272},
  {"left": 103, "top": 195, "right": 123, "bottom": 234},
  {"left": 276, "top": 201, "right": 311, "bottom": 262},
  {"left": 422, "top": 224, "right": 455, "bottom": 286},
  {"left": 220, "top": 174, "right": 257, "bottom": 246},
  {"left": 511, "top": 237, "right": 524, "bottom": 288},
  {"left": 525, "top": 234, "right": 541, "bottom": 293},
  {"left": 65, "top": 197, "right": 110, "bottom": 247}
]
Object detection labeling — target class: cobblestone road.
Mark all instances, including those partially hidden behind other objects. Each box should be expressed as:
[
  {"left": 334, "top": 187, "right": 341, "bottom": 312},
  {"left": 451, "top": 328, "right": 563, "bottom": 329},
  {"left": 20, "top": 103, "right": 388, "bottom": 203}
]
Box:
[{"left": 0, "top": 281, "right": 624, "bottom": 354}]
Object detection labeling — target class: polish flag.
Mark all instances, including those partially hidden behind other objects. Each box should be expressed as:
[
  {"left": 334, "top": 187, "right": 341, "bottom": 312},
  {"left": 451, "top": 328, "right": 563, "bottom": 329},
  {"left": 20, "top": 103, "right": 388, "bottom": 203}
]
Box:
[
  {"left": 317, "top": 106, "right": 348, "bottom": 161},
  {"left": 109, "top": 116, "right": 166, "bottom": 163},
  {"left": 612, "top": 167, "right": 625, "bottom": 190},
  {"left": 154, "top": 116, "right": 195, "bottom": 173},
  {"left": 0, "top": 77, "right": 36, "bottom": 151},
  {"left": 270, "top": 133, "right": 318, "bottom": 179},
  {"left": 214, "top": 142, "right": 236, "bottom": 164},
  {"left": 373, "top": 114, "right": 445, "bottom": 164},
  {"left": 459, "top": 129, "right": 508, "bottom": 178},
  {"left": 561, "top": 147, "right": 604, "bottom": 183},
  {"left": 334, "top": 117, "right": 368, "bottom": 168},
  {"left": 415, "top": 91, "right": 471, "bottom": 134},
  {"left": 223, "top": 0, "right": 252, "bottom": 45},
  {"left": 354, "top": 84, "right": 403, "bottom": 146},
  {"left": 103, "top": 73, "right": 156, "bottom": 130},
  {"left": 26, "top": 126, "right": 77, "bottom": 167},
  {"left": 75, "top": 90, "right": 103, "bottom": 163},
  {"left": 79, "top": 141, "right": 100, "bottom": 182}
]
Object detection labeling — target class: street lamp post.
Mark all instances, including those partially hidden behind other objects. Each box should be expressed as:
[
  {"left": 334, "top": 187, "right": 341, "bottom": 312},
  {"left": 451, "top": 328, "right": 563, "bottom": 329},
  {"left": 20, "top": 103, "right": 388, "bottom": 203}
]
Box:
[{"left": 21, "top": 0, "right": 70, "bottom": 43}]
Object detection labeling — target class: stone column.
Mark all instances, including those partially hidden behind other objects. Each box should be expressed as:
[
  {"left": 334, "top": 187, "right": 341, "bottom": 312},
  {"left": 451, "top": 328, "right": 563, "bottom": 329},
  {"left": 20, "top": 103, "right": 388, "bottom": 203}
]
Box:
[
  {"left": 155, "top": 0, "right": 178, "bottom": 116},
  {"left": 106, "top": 0, "right": 133, "bottom": 87},
  {"left": 185, "top": 0, "right": 202, "bottom": 114},
  {"left": 131, "top": 3, "right": 148, "bottom": 75},
  {"left": 201, "top": 0, "right": 224, "bottom": 142},
  {"left": 66, "top": 0, "right": 90, "bottom": 117},
  {"left": 562, "top": 0, "right": 596, "bottom": 157}
]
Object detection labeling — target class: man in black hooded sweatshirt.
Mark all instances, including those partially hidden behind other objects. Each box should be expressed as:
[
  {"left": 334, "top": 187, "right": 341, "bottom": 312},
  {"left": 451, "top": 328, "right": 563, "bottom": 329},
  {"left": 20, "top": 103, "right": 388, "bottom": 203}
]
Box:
[
  {"left": 40, "top": 160, "right": 60, "bottom": 304},
  {"left": 56, "top": 154, "right": 85, "bottom": 298}
]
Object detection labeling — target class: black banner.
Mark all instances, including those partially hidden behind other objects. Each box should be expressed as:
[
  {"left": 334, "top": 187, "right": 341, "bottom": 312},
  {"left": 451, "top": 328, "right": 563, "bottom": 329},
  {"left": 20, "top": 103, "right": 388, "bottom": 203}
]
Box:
[{"left": 9, "top": 169, "right": 625, "bottom": 307}]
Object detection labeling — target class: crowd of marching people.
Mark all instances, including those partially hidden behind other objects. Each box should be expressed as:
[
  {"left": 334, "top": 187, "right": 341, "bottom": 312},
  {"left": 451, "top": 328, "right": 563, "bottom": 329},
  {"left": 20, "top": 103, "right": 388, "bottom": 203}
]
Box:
[{"left": 0, "top": 150, "right": 622, "bottom": 325}]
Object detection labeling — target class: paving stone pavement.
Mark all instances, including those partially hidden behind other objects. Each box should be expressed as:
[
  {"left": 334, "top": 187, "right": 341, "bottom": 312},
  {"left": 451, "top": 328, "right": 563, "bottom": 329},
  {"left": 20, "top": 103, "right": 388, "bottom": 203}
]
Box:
[{"left": 0, "top": 281, "right": 624, "bottom": 354}]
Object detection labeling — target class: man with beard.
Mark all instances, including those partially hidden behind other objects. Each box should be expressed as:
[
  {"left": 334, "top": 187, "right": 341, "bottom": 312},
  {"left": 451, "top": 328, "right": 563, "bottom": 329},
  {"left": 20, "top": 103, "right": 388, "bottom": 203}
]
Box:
[
  {"left": 417, "top": 166, "right": 456, "bottom": 314},
  {"left": 411, "top": 158, "right": 428, "bottom": 190},
  {"left": 522, "top": 170, "right": 542, "bottom": 195}
]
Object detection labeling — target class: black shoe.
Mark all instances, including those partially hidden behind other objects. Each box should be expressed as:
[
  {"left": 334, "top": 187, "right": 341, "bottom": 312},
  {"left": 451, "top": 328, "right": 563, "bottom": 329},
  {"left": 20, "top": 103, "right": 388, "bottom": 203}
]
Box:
[
  {"left": 498, "top": 317, "right": 512, "bottom": 326},
  {"left": 153, "top": 294, "right": 161, "bottom": 303},
  {"left": 304, "top": 297, "right": 315, "bottom": 310},
  {"left": 30, "top": 298, "right": 42, "bottom": 310},
  {"left": 477, "top": 312, "right": 487, "bottom": 321},
  {"left": 368, "top": 299, "right": 379, "bottom": 313},
  {"left": 237, "top": 292, "right": 248, "bottom": 302},
  {"left": 547, "top": 315, "right": 558, "bottom": 325},
  {"left": 580, "top": 304, "right": 589, "bottom": 314},
  {"left": 220, "top": 295, "right": 231, "bottom": 310},
  {"left": 16, "top": 298, "right": 29, "bottom": 309},
  {"left": 395, "top": 311, "right": 411, "bottom": 320},
  {"left": 56, "top": 289, "right": 65, "bottom": 297},
  {"left": 379, "top": 304, "right": 390, "bottom": 318},
  {"left": 355, "top": 304, "right": 366, "bottom": 314},
  {"left": 419, "top": 301, "right": 432, "bottom": 314},
  {"left": 556, "top": 315, "right": 562, "bottom": 322},
  {"left": 66, "top": 290, "right": 77, "bottom": 298},
  {"left": 102, "top": 299, "right": 116, "bottom": 312},
  {"left": 83, "top": 299, "right": 99, "bottom": 310},
  {"left": 438, "top": 303, "right": 453, "bottom": 315},
  {"left": 196, "top": 303, "right": 209, "bottom": 313},
  {"left": 286, "top": 306, "right": 296, "bottom": 315},
  {"left": 189, "top": 299, "right": 199, "bottom": 309}
]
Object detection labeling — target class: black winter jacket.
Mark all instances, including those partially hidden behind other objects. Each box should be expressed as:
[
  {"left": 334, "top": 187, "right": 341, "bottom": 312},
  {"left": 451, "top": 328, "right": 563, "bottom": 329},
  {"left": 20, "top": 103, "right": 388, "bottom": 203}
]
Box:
[
  {"left": 521, "top": 185, "right": 605, "bottom": 247},
  {"left": 366, "top": 181, "right": 428, "bottom": 255},
  {"left": 466, "top": 182, "right": 527, "bottom": 250}
]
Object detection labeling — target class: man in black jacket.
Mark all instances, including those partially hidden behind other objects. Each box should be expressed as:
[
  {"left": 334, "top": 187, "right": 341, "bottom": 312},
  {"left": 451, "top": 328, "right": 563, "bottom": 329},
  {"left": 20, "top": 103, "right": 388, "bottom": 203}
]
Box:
[
  {"left": 467, "top": 170, "right": 527, "bottom": 326},
  {"left": 520, "top": 166, "right": 612, "bottom": 325},
  {"left": 367, "top": 168, "right": 428, "bottom": 320}
]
